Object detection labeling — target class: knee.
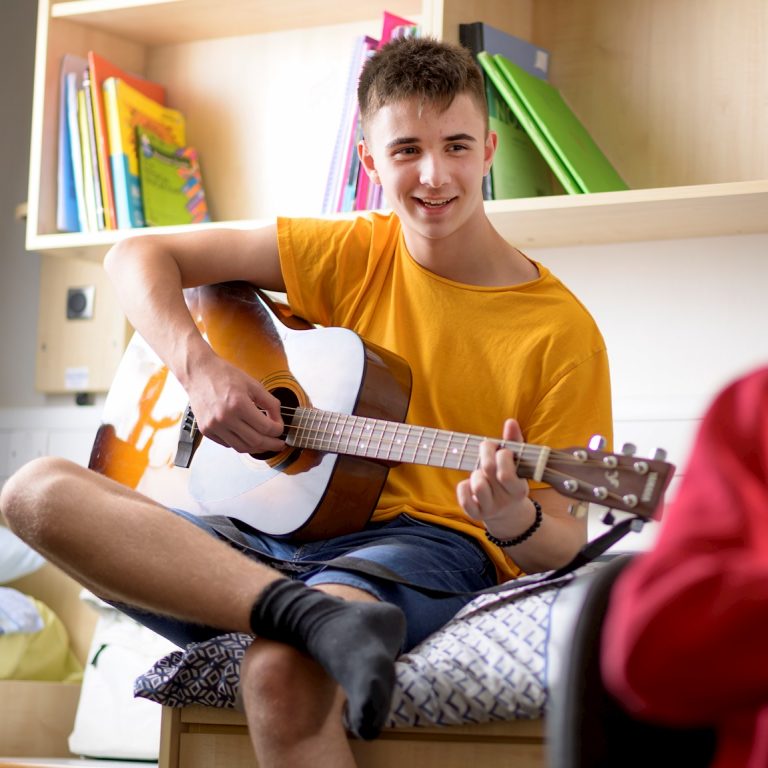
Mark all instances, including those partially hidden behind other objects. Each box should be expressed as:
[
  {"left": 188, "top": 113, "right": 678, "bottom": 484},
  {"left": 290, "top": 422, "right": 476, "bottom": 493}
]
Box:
[
  {"left": 240, "top": 640, "right": 340, "bottom": 744},
  {"left": 1, "top": 456, "right": 82, "bottom": 537}
]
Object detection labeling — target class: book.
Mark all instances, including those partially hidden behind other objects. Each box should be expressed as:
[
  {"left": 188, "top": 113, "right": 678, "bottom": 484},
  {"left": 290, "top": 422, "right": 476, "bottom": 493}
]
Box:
[
  {"left": 77, "top": 87, "right": 99, "bottom": 232},
  {"left": 82, "top": 67, "right": 106, "bottom": 230},
  {"left": 103, "top": 76, "right": 186, "bottom": 228},
  {"left": 322, "top": 34, "right": 368, "bottom": 214},
  {"left": 459, "top": 22, "right": 553, "bottom": 200},
  {"left": 57, "top": 54, "right": 86, "bottom": 232},
  {"left": 459, "top": 22, "right": 550, "bottom": 80},
  {"left": 137, "top": 128, "right": 210, "bottom": 226},
  {"left": 324, "top": 12, "right": 417, "bottom": 213},
  {"left": 478, "top": 52, "right": 581, "bottom": 194},
  {"left": 87, "top": 51, "right": 167, "bottom": 230},
  {"left": 487, "top": 53, "right": 628, "bottom": 194},
  {"left": 487, "top": 81, "right": 553, "bottom": 199},
  {"left": 65, "top": 71, "right": 88, "bottom": 231}
]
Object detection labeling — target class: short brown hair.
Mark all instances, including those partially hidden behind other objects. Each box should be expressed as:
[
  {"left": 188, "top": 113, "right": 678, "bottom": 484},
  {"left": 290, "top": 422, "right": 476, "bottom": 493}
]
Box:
[{"left": 357, "top": 36, "right": 488, "bottom": 135}]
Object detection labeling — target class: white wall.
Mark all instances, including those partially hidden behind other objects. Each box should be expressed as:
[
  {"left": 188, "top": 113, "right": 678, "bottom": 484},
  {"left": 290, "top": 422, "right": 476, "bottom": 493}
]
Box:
[{"left": 530, "top": 232, "right": 768, "bottom": 551}]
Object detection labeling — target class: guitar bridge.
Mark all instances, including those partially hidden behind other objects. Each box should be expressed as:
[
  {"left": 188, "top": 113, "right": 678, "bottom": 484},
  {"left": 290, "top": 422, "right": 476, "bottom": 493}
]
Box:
[{"left": 174, "top": 404, "right": 201, "bottom": 468}]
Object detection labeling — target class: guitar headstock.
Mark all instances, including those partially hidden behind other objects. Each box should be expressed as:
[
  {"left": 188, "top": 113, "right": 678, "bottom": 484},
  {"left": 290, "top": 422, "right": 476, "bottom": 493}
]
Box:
[{"left": 541, "top": 440, "right": 675, "bottom": 519}]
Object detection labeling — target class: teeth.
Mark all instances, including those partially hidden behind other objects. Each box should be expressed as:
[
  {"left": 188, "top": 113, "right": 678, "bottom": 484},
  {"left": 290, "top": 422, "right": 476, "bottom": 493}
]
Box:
[{"left": 422, "top": 199, "right": 450, "bottom": 207}]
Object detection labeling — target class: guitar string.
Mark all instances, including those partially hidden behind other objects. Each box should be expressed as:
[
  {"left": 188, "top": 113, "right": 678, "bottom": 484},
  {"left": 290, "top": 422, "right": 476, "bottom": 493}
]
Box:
[
  {"left": 186, "top": 407, "right": 653, "bottom": 508},
  {"left": 279, "top": 415, "right": 645, "bottom": 508},
  {"left": 273, "top": 405, "right": 630, "bottom": 470}
]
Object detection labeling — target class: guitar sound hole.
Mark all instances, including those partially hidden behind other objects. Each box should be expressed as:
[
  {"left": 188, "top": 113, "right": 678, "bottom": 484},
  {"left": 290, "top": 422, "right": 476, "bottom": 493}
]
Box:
[{"left": 249, "top": 386, "right": 301, "bottom": 466}]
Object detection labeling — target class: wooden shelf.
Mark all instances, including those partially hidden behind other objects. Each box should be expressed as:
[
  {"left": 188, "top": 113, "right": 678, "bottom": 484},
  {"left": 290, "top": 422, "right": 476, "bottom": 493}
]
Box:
[
  {"left": 51, "top": 0, "right": 424, "bottom": 44},
  {"left": 26, "top": 180, "right": 768, "bottom": 262},
  {"left": 28, "top": 0, "right": 768, "bottom": 260}
]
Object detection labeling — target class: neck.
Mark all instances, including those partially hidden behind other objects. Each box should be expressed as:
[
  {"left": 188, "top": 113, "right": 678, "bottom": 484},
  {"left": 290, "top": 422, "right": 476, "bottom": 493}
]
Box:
[{"left": 405, "top": 215, "right": 537, "bottom": 286}]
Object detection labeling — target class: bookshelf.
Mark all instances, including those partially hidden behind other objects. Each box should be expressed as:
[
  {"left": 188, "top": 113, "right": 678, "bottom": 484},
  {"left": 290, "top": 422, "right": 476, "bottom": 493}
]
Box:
[{"left": 27, "top": 0, "right": 768, "bottom": 262}]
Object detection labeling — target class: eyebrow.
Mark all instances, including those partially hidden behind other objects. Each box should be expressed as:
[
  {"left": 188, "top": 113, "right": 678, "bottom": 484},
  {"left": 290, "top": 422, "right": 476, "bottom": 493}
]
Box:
[{"left": 384, "top": 133, "right": 478, "bottom": 150}]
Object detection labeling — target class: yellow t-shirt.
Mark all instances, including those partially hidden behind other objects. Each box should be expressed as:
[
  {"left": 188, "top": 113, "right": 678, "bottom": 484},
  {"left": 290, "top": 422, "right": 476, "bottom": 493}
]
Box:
[{"left": 277, "top": 212, "right": 612, "bottom": 580}]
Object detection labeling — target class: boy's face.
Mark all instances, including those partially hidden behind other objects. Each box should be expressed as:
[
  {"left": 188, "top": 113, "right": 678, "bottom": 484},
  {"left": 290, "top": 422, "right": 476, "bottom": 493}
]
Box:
[{"left": 359, "top": 93, "right": 495, "bottom": 247}]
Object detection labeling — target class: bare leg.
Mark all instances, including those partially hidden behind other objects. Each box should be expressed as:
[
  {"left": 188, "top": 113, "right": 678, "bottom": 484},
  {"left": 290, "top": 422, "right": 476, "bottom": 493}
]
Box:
[
  {"left": 1, "top": 457, "right": 404, "bottom": 738},
  {"left": 242, "top": 585, "right": 376, "bottom": 768},
  {"left": 1, "top": 456, "right": 275, "bottom": 632}
]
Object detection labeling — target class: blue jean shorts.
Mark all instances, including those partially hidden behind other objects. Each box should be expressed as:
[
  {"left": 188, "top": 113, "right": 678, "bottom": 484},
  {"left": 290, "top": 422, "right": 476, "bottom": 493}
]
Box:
[{"left": 118, "top": 509, "right": 497, "bottom": 652}]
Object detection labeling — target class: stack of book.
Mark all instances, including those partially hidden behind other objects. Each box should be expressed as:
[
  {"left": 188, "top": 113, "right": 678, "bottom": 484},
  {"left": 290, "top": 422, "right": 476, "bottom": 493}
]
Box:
[
  {"left": 322, "top": 11, "right": 419, "bottom": 214},
  {"left": 460, "top": 21, "right": 627, "bottom": 198},
  {"left": 56, "top": 52, "right": 210, "bottom": 233}
]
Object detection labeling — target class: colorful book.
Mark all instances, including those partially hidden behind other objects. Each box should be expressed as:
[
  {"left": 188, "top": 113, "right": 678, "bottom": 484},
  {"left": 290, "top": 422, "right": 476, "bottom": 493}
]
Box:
[
  {"left": 486, "top": 53, "right": 628, "bottom": 194},
  {"left": 57, "top": 54, "right": 86, "bottom": 231},
  {"left": 460, "top": 23, "right": 553, "bottom": 200},
  {"left": 325, "top": 12, "right": 417, "bottom": 213},
  {"left": 322, "top": 34, "right": 367, "bottom": 214},
  {"left": 88, "top": 51, "right": 166, "bottom": 230},
  {"left": 137, "top": 128, "right": 210, "bottom": 226},
  {"left": 103, "top": 76, "right": 186, "bottom": 228}
]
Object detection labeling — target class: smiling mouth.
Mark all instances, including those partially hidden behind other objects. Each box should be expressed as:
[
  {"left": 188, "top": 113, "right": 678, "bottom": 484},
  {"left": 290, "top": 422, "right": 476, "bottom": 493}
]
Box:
[{"left": 417, "top": 197, "right": 456, "bottom": 208}]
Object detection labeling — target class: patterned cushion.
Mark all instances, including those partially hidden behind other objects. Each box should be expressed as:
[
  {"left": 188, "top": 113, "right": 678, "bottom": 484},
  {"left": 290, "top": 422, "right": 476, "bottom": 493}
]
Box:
[{"left": 134, "top": 568, "right": 590, "bottom": 727}]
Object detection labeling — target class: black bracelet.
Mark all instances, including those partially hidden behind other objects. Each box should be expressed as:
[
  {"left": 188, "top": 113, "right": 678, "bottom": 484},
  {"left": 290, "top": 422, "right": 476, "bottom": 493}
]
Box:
[{"left": 485, "top": 500, "right": 543, "bottom": 548}]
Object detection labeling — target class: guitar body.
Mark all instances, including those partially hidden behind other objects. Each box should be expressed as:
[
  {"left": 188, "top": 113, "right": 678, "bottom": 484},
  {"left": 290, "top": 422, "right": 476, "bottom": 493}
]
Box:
[{"left": 89, "top": 283, "right": 412, "bottom": 541}]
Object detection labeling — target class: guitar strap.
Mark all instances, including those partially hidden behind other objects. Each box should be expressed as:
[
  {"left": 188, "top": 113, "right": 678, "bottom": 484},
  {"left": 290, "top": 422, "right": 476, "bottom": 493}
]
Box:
[{"left": 202, "top": 514, "right": 645, "bottom": 599}]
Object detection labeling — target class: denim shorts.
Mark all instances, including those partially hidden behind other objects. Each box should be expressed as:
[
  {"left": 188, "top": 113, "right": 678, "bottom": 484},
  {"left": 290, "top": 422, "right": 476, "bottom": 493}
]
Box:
[{"left": 118, "top": 509, "right": 497, "bottom": 652}]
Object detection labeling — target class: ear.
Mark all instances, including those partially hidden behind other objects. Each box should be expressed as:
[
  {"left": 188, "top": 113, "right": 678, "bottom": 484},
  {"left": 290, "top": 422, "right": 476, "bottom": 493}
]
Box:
[
  {"left": 358, "top": 139, "right": 381, "bottom": 184},
  {"left": 483, "top": 130, "right": 498, "bottom": 177}
]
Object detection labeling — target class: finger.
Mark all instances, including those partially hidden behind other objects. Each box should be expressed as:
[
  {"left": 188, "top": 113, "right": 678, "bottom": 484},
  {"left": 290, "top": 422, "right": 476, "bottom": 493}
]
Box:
[
  {"left": 469, "top": 466, "right": 495, "bottom": 510},
  {"left": 457, "top": 479, "right": 480, "bottom": 519},
  {"left": 249, "top": 384, "right": 284, "bottom": 433},
  {"left": 502, "top": 417, "right": 523, "bottom": 443}
]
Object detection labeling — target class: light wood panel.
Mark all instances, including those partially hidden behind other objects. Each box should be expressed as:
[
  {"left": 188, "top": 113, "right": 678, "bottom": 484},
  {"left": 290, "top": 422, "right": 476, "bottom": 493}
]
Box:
[{"left": 36, "top": 253, "right": 131, "bottom": 393}]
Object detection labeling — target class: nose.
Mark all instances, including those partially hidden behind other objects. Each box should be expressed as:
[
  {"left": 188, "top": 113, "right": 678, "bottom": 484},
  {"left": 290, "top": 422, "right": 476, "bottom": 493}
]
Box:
[{"left": 419, "top": 153, "right": 450, "bottom": 188}]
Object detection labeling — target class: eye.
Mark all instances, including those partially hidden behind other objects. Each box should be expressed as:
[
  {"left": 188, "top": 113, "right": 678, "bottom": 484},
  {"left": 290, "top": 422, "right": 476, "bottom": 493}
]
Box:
[
  {"left": 392, "top": 146, "right": 418, "bottom": 158},
  {"left": 447, "top": 143, "right": 469, "bottom": 153}
]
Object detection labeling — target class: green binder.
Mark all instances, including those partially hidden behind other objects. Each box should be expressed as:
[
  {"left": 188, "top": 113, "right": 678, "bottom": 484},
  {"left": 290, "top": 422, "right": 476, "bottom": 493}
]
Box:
[{"left": 478, "top": 52, "right": 627, "bottom": 194}]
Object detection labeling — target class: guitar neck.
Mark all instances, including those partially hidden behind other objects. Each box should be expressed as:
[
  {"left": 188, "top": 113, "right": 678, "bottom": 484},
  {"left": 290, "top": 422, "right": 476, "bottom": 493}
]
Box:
[
  {"left": 287, "top": 406, "right": 550, "bottom": 481},
  {"left": 286, "top": 406, "right": 674, "bottom": 518}
]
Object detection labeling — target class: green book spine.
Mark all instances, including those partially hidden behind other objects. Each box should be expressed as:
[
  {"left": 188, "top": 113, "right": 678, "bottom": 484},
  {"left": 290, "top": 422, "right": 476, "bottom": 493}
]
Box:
[{"left": 478, "top": 52, "right": 582, "bottom": 194}]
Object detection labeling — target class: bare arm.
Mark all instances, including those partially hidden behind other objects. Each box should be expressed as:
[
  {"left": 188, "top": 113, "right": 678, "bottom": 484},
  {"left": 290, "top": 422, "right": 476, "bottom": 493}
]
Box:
[
  {"left": 457, "top": 418, "right": 587, "bottom": 574},
  {"left": 104, "top": 225, "right": 287, "bottom": 453}
]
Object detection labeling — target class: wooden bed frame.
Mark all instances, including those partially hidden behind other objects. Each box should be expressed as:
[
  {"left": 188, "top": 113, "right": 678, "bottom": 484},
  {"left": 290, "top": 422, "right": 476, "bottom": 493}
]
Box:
[{"left": 159, "top": 705, "right": 546, "bottom": 768}]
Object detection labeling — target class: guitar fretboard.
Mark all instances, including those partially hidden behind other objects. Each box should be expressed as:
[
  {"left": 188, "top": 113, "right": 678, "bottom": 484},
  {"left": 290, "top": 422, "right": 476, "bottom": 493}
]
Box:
[{"left": 286, "top": 407, "right": 551, "bottom": 481}]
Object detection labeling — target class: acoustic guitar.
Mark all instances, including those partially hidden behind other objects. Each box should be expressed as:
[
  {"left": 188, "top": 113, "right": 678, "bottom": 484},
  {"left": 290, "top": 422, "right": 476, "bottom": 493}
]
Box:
[{"left": 89, "top": 282, "right": 674, "bottom": 541}]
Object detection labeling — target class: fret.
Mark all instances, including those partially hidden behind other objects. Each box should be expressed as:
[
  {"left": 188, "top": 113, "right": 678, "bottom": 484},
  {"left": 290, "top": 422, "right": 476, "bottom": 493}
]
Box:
[
  {"left": 380, "top": 420, "right": 398, "bottom": 462},
  {"left": 328, "top": 411, "right": 344, "bottom": 453},
  {"left": 439, "top": 430, "right": 454, "bottom": 467},
  {"left": 340, "top": 412, "right": 354, "bottom": 455},
  {"left": 371, "top": 418, "right": 387, "bottom": 460},
  {"left": 421, "top": 426, "right": 438, "bottom": 466},
  {"left": 359, "top": 417, "right": 375, "bottom": 457},
  {"left": 394, "top": 424, "right": 408, "bottom": 461}
]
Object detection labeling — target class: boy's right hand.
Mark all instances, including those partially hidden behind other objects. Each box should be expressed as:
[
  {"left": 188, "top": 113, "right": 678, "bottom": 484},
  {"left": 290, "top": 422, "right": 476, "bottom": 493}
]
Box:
[{"left": 184, "top": 354, "right": 285, "bottom": 455}]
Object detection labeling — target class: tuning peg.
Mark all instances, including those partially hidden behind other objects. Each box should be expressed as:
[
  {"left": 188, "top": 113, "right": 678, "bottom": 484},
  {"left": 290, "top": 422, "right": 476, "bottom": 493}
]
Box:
[
  {"left": 588, "top": 434, "right": 607, "bottom": 450},
  {"left": 621, "top": 442, "right": 637, "bottom": 456},
  {"left": 601, "top": 510, "right": 616, "bottom": 526},
  {"left": 654, "top": 447, "right": 668, "bottom": 461}
]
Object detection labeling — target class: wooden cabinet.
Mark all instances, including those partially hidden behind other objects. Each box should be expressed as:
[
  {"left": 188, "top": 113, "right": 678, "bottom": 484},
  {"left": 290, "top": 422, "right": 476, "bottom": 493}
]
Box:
[{"left": 26, "top": 0, "right": 768, "bottom": 261}]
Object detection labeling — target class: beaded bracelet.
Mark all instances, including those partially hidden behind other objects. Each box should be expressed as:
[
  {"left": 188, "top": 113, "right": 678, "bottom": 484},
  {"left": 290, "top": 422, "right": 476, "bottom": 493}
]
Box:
[{"left": 484, "top": 499, "right": 543, "bottom": 548}]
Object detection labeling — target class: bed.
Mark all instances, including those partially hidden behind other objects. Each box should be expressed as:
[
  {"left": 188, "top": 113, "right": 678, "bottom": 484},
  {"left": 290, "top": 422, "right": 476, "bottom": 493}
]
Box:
[{"left": 136, "top": 564, "right": 599, "bottom": 768}]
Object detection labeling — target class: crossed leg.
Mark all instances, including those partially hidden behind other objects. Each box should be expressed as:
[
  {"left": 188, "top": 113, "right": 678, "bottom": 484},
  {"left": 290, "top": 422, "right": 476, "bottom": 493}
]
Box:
[{"left": 0, "top": 456, "right": 404, "bottom": 760}]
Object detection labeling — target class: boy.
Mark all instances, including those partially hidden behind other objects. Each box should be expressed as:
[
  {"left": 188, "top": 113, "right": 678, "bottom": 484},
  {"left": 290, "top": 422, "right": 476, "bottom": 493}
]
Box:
[{"left": 1, "top": 37, "right": 611, "bottom": 767}]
